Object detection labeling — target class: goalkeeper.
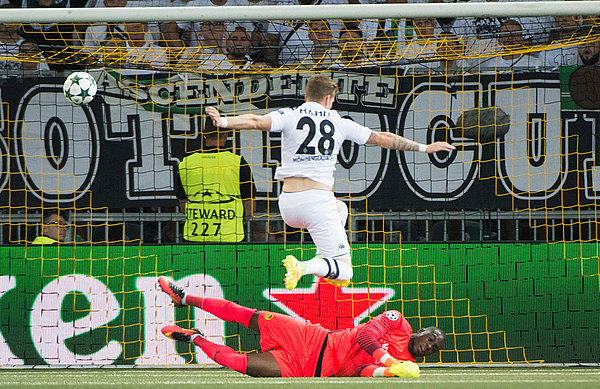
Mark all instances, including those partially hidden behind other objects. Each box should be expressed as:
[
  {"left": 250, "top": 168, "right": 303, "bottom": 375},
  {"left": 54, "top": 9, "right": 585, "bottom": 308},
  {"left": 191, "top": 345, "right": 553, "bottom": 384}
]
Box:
[{"left": 159, "top": 276, "right": 445, "bottom": 378}]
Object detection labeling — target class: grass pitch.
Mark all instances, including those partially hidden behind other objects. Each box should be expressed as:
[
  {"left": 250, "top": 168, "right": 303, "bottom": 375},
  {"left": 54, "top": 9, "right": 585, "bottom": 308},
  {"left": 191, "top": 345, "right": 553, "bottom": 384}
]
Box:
[{"left": 0, "top": 367, "right": 598, "bottom": 388}]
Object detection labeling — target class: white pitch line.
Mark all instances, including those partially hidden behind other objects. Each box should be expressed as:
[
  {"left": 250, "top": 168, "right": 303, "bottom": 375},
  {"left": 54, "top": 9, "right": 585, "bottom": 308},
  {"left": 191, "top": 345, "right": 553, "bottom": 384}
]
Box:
[
  {"left": 4, "top": 371, "right": 599, "bottom": 377},
  {"left": 1, "top": 378, "right": 599, "bottom": 386},
  {"left": 0, "top": 372, "right": 235, "bottom": 377},
  {"left": 423, "top": 371, "right": 600, "bottom": 376}
]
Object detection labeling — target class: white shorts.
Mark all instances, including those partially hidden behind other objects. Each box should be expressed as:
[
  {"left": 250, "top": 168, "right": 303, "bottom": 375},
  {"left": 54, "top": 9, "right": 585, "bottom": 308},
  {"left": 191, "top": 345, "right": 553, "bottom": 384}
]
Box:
[{"left": 278, "top": 190, "right": 351, "bottom": 262}]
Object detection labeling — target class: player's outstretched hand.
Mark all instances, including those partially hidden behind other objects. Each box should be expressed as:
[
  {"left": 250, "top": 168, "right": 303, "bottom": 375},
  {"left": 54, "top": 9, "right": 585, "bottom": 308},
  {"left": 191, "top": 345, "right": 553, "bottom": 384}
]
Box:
[
  {"left": 205, "top": 106, "right": 221, "bottom": 128},
  {"left": 389, "top": 361, "right": 420, "bottom": 378},
  {"left": 425, "top": 141, "right": 455, "bottom": 153}
]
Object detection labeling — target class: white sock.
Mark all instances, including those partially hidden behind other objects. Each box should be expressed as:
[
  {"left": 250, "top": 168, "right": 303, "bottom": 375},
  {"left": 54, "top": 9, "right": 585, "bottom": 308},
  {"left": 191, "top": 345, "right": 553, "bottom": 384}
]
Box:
[{"left": 302, "top": 257, "right": 353, "bottom": 280}]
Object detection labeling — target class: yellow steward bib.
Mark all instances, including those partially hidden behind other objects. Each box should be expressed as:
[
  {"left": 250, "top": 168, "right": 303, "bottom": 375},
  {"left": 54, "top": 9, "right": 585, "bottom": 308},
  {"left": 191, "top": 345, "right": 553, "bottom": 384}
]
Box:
[
  {"left": 179, "top": 151, "right": 245, "bottom": 242},
  {"left": 31, "top": 236, "right": 59, "bottom": 245}
]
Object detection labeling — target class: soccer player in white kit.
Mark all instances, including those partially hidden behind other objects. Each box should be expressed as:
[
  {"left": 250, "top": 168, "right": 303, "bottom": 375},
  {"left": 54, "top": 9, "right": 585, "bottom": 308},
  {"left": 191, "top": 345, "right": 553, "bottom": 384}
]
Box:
[{"left": 206, "top": 74, "right": 454, "bottom": 289}]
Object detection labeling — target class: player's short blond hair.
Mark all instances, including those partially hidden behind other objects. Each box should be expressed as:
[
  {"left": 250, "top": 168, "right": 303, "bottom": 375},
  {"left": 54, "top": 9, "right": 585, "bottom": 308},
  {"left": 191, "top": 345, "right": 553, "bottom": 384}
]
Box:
[{"left": 305, "top": 74, "right": 339, "bottom": 103}]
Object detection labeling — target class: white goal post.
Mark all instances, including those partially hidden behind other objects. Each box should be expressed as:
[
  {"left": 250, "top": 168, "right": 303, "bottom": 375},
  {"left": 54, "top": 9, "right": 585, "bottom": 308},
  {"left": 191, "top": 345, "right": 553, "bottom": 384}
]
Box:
[{"left": 1, "top": 1, "right": 600, "bottom": 23}]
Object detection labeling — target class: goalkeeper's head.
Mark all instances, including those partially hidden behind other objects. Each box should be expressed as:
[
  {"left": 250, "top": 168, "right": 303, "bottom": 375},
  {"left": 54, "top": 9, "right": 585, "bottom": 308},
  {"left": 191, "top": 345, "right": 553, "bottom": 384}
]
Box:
[{"left": 406, "top": 327, "right": 446, "bottom": 358}]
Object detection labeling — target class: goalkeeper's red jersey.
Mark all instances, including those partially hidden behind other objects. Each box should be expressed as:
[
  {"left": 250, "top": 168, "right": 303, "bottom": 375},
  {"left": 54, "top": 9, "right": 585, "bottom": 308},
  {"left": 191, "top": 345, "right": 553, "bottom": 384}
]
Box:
[
  {"left": 322, "top": 310, "right": 415, "bottom": 377},
  {"left": 258, "top": 310, "right": 414, "bottom": 377}
]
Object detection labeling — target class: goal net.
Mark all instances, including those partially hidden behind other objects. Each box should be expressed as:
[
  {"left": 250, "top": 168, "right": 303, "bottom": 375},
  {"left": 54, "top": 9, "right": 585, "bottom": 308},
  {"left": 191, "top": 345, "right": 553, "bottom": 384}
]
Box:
[{"left": 0, "top": 1, "right": 599, "bottom": 367}]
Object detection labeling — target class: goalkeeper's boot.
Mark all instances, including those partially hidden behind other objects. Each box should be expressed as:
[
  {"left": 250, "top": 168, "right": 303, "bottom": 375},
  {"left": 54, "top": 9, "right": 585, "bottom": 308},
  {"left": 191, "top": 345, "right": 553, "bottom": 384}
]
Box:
[
  {"left": 158, "top": 276, "right": 186, "bottom": 307},
  {"left": 323, "top": 277, "right": 351, "bottom": 288},
  {"left": 283, "top": 255, "right": 304, "bottom": 290},
  {"left": 389, "top": 361, "right": 420, "bottom": 378},
  {"left": 161, "top": 325, "right": 203, "bottom": 343}
]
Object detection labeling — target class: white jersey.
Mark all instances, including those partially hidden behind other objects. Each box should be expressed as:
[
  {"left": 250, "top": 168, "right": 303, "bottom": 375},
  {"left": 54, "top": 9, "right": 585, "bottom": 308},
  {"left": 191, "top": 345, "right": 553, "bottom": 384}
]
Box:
[{"left": 267, "top": 101, "right": 372, "bottom": 188}]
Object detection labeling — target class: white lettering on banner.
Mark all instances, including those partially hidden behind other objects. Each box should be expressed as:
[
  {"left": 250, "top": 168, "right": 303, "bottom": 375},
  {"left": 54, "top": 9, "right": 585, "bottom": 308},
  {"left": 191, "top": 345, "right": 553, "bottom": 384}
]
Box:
[
  {"left": 0, "top": 88, "right": 8, "bottom": 194},
  {"left": 115, "top": 106, "right": 178, "bottom": 200},
  {"left": 128, "top": 72, "right": 379, "bottom": 106},
  {"left": 270, "top": 73, "right": 305, "bottom": 99},
  {"left": 579, "top": 114, "right": 600, "bottom": 199},
  {"left": 136, "top": 274, "right": 225, "bottom": 366},
  {"left": 361, "top": 75, "right": 396, "bottom": 108},
  {"left": 164, "top": 112, "right": 201, "bottom": 138},
  {"left": 334, "top": 73, "right": 396, "bottom": 108},
  {"left": 399, "top": 82, "right": 480, "bottom": 201},
  {"left": 149, "top": 84, "right": 175, "bottom": 106},
  {"left": 233, "top": 77, "right": 269, "bottom": 105},
  {"left": 165, "top": 74, "right": 239, "bottom": 107},
  {"left": 335, "top": 73, "right": 365, "bottom": 105},
  {"left": 30, "top": 274, "right": 121, "bottom": 365},
  {"left": 494, "top": 81, "right": 565, "bottom": 200},
  {"left": 13, "top": 86, "right": 100, "bottom": 202},
  {"left": 146, "top": 76, "right": 270, "bottom": 108},
  {"left": 135, "top": 277, "right": 185, "bottom": 365},
  {"left": 115, "top": 75, "right": 150, "bottom": 103},
  {"left": 0, "top": 276, "right": 24, "bottom": 365}
]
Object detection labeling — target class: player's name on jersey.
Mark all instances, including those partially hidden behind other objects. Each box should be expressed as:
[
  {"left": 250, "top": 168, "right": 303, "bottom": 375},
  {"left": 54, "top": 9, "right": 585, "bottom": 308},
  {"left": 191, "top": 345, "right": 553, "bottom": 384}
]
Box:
[
  {"left": 292, "top": 155, "right": 333, "bottom": 162},
  {"left": 186, "top": 208, "right": 237, "bottom": 220},
  {"left": 297, "top": 107, "right": 331, "bottom": 117}
]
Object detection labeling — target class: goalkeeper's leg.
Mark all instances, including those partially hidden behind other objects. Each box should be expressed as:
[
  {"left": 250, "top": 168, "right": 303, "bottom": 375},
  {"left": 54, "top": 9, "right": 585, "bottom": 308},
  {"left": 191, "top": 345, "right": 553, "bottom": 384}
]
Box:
[
  {"left": 158, "top": 276, "right": 258, "bottom": 330},
  {"left": 162, "top": 325, "right": 281, "bottom": 377}
]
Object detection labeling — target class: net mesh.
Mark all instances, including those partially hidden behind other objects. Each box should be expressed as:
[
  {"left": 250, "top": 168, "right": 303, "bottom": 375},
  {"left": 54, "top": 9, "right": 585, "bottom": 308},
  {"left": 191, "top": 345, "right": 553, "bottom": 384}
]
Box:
[
  {"left": 1, "top": 2, "right": 599, "bottom": 367},
  {"left": 3, "top": 12, "right": 599, "bottom": 72}
]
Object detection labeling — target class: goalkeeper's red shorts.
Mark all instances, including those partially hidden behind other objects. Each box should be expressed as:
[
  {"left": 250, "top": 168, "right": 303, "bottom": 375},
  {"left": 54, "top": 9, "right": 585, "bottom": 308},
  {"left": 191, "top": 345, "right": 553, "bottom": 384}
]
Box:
[{"left": 258, "top": 311, "right": 329, "bottom": 377}]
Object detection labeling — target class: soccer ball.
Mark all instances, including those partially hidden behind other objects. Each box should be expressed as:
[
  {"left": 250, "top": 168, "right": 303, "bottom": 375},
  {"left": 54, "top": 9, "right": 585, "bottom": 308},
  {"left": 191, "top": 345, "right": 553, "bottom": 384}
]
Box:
[{"left": 63, "top": 72, "right": 97, "bottom": 105}]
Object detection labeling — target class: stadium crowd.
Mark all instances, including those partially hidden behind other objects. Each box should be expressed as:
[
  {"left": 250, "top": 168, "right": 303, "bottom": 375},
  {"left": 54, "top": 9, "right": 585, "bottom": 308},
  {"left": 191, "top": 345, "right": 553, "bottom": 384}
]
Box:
[{"left": 1, "top": 0, "right": 599, "bottom": 74}]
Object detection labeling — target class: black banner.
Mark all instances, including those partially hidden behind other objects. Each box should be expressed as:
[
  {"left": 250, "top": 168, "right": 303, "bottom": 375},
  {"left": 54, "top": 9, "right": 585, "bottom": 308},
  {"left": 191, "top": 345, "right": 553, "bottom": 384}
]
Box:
[{"left": 0, "top": 68, "right": 597, "bottom": 210}]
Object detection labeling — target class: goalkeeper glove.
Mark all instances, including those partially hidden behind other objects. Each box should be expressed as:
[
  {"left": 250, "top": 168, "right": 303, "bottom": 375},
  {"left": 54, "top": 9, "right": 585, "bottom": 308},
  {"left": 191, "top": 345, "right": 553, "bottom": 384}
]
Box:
[{"left": 389, "top": 361, "right": 420, "bottom": 378}]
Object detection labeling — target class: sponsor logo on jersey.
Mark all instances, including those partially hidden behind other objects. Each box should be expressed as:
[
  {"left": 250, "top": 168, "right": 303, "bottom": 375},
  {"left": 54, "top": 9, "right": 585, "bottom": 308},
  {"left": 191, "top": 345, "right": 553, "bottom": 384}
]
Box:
[
  {"left": 292, "top": 155, "right": 333, "bottom": 162},
  {"left": 385, "top": 311, "right": 400, "bottom": 321},
  {"left": 263, "top": 313, "right": 274, "bottom": 320},
  {"left": 188, "top": 189, "right": 236, "bottom": 204}
]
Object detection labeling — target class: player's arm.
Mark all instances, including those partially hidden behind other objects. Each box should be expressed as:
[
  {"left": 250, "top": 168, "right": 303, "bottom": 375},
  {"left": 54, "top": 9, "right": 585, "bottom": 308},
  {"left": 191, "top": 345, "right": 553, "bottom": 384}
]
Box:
[
  {"left": 355, "top": 311, "right": 408, "bottom": 367},
  {"left": 359, "top": 362, "right": 420, "bottom": 378},
  {"left": 365, "top": 131, "right": 455, "bottom": 154},
  {"left": 206, "top": 106, "right": 272, "bottom": 131}
]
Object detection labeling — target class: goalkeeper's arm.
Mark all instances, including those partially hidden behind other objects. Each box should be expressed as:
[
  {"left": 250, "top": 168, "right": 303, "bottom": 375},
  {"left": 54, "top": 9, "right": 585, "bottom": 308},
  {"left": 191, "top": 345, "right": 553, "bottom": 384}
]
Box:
[
  {"left": 354, "top": 311, "right": 406, "bottom": 367},
  {"left": 359, "top": 361, "right": 420, "bottom": 378}
]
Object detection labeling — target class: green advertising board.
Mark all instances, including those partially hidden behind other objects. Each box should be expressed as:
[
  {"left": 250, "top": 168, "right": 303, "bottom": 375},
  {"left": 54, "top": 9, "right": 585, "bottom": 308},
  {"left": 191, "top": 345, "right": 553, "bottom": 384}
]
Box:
[{"left": 0, "top": 243, "right": 598, "bottom": 366}]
